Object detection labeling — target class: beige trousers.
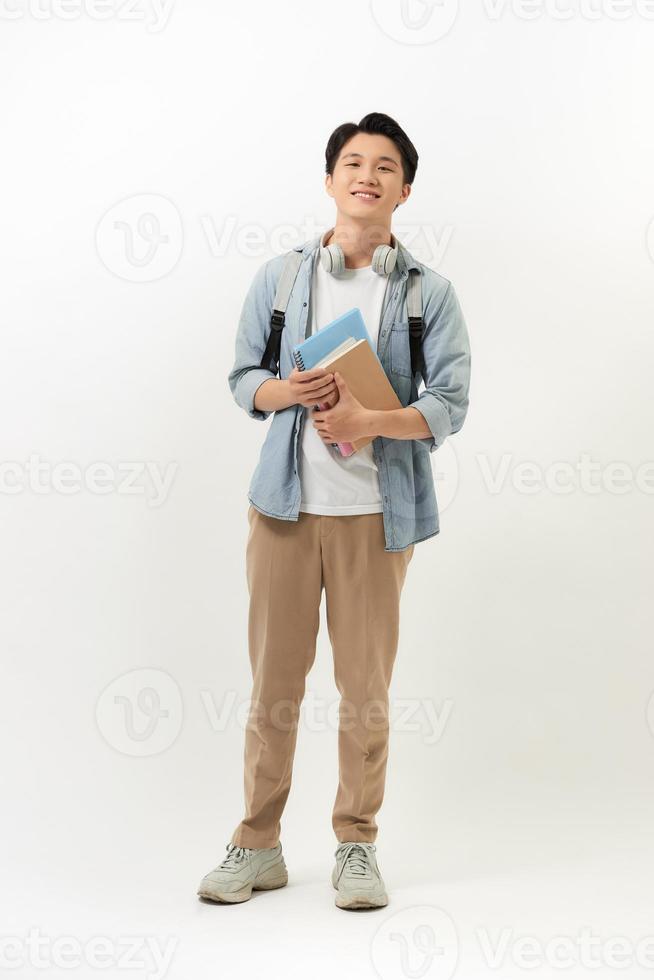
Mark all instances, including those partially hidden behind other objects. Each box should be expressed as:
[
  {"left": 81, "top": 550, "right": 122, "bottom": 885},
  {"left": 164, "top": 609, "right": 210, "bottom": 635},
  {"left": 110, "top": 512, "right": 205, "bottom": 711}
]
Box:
[{"left": 230, "top": 504, "right": 414, "bottom": 849}]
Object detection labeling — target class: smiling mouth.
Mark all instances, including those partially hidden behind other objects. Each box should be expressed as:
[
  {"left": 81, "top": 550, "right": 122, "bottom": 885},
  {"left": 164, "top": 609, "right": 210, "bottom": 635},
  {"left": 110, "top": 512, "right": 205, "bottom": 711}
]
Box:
[{"left": 351, "top": 191, "right": 380, "bottom": 200}]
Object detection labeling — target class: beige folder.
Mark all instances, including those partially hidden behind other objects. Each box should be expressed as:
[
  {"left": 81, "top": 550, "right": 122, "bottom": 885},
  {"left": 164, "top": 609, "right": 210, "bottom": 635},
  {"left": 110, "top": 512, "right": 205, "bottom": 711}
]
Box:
[{"left": 317, "top": 338, "right": 402, "bottom": 453}]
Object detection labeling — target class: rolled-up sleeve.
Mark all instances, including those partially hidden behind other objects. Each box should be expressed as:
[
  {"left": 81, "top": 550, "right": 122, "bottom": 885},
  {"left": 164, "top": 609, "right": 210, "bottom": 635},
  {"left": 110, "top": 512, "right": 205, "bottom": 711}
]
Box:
[
  {"left": 227, "top": 261, "right": 278, "bottom": 421},
  {"left": 409, "top": 278, "right": 471, "bottom": 453}
]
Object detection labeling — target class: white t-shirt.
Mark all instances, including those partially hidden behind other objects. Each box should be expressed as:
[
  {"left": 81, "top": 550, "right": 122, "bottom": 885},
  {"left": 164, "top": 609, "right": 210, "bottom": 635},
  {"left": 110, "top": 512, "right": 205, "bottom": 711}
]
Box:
[{"left": 298, "top": 257, "right": 389, "bottom": 515}]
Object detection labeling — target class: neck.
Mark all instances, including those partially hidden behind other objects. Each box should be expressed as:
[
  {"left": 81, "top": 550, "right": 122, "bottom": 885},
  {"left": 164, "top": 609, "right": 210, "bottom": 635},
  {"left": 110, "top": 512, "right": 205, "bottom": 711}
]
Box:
[{"left": 325, "top": 217, "right": 393, "bottom": 269}]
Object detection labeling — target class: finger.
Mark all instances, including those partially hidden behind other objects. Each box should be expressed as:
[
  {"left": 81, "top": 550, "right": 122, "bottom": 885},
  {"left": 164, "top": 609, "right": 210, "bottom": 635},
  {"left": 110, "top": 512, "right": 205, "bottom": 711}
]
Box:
[
  {"left": 302, "top": 379, "right": 334, "bottom": 396},
  {"left": 302, "top": 386, "right": 336, "bottom": 401},
  {"left": 299, "top": 368, "right": 332, "bottom": 382},
  {"left": 313, "top": 383, "right": 337, "bottom": 399}
]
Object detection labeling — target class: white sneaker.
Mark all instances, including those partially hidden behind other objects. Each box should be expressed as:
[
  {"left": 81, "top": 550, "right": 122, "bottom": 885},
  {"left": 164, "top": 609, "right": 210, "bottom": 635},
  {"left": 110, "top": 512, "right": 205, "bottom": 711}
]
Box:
[
  {"left": 332, "top": 841, "right": 388, "bottom": 909},
  {"left": 197, "top": 842, "right": 288, "bottom": 904}
]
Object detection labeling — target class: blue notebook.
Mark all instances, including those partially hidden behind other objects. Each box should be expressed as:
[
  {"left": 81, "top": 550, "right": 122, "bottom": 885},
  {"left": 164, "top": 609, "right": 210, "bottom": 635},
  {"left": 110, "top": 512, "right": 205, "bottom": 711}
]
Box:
[{"left": 292, "top": 308, "right": 379, "bottom": 370}]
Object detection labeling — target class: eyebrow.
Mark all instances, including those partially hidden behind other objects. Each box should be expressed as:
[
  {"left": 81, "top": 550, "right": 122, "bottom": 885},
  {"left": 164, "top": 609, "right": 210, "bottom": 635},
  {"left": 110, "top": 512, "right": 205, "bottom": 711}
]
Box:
[{"left": 341, "top": 152, "right": 400, "bottom": 167}]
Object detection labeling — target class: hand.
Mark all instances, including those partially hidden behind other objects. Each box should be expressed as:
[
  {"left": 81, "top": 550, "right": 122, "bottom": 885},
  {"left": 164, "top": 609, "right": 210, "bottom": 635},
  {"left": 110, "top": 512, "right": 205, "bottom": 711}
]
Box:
[
  {"left": 287, "top": 367, "right": 338, "bottom": 408},
  {"left": 311, "top": 372, "right": 372, "bottom": 445}
]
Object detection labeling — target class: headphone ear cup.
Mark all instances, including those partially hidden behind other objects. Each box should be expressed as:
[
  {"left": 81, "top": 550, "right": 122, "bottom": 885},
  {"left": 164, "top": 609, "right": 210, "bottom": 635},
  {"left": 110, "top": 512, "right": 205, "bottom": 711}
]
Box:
[
  {"left": 320, "top": 243, "right": 345, "bottom": 276},
  {"left": 320, "top": 232, "right": 399, "bottom": 276},
  {"left": 371, "top": 244, "right": 398, "bottom": 276}
]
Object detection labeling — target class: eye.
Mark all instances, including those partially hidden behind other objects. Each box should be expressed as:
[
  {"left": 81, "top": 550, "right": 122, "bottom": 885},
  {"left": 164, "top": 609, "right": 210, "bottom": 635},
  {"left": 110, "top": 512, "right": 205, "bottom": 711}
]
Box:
[{"left": 346, "top": 163, "right": 392, "bottom": 171}]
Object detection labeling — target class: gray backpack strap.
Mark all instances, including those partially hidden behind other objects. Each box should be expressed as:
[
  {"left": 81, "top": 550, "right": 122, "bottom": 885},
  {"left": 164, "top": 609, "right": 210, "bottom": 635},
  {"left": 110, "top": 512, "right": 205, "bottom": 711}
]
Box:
[
  {"left": 260, "top": 248, "right": 304, "bottom": 376},
  {"left": 406, "top": 268, "right": 423, "bottom": 377}
]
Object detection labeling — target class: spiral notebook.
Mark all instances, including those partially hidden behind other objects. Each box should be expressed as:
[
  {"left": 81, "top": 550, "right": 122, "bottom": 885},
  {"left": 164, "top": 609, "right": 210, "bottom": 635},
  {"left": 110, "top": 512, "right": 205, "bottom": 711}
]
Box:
[
  {"left": 292, "top": 308, "right": 379, "bottom": 456},
  {"left": 292, "top": 308, "right": 378, "bottom": 373}
]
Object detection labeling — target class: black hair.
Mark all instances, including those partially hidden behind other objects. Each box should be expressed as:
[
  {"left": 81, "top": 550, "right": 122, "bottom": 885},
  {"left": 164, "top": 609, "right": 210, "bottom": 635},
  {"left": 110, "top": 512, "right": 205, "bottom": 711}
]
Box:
[{"left": 324, "top": 112, "right": 419, "bottom": 187}]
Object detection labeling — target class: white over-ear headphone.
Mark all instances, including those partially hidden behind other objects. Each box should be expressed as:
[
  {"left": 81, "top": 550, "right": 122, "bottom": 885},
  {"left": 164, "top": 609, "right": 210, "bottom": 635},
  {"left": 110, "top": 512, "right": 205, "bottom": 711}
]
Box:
[{"left": 319, "top": 227, "right": 399, "bottom": 277}]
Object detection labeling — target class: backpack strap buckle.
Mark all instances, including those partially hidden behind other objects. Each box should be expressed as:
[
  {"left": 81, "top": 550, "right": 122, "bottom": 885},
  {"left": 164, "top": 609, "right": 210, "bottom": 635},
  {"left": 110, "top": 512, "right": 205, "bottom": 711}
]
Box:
[{"left": 270, "top": 310, "right": 285, "bottom": 330}]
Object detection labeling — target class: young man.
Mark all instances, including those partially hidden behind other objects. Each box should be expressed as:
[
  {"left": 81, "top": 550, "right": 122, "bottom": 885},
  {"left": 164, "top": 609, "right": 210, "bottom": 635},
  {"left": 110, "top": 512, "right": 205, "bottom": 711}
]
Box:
[{"left": 198, "top": 113, "right": 471, "bottom": 910}]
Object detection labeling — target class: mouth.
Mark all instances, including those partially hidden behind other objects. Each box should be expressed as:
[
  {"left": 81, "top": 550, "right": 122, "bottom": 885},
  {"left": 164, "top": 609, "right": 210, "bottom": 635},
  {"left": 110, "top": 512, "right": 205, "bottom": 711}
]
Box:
[{"left": 351, "top": 191, "right": 380, "bottom": 201}]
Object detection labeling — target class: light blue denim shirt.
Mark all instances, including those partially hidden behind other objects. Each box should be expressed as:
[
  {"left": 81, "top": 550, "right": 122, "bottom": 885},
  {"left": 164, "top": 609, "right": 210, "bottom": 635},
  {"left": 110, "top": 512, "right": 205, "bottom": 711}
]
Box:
[{"left": 228, "top": 233, "right": 471, "bottom": 552}]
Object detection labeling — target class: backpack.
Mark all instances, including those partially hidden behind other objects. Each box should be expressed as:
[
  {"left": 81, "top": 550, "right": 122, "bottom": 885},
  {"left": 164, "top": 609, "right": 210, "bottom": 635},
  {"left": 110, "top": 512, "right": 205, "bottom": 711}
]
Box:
[{"left": 259, "top": 248, "right": 424, "bottom": 378}]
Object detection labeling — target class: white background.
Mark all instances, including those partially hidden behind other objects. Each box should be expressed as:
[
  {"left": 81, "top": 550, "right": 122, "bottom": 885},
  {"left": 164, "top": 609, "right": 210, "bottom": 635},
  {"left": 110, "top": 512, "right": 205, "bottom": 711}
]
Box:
[{"left": 2, "top": 1, "right": 654, "bottom": 978}]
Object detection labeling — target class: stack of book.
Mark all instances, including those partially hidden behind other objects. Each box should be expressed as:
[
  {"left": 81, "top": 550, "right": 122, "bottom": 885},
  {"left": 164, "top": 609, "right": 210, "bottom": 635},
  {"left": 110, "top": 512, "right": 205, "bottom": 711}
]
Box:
[{"left": 292, "top": 308, "right": 402, "bottom": 457}]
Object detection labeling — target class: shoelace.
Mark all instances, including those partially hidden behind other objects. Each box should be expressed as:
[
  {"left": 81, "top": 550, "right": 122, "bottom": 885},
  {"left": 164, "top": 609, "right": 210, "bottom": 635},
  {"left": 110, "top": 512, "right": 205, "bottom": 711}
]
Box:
[
  {"left": 217, "top": 843, "right": 253, "bottom": 870},
  {"left": 337, "top": 842, "right": 376, "bottom": 878}
]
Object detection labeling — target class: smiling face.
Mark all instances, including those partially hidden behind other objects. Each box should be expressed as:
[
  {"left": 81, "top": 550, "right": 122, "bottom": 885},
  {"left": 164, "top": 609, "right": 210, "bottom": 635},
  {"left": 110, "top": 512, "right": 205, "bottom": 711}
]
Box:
[{"left": 325, "top": 132, "right": 411, "bottom": 229}]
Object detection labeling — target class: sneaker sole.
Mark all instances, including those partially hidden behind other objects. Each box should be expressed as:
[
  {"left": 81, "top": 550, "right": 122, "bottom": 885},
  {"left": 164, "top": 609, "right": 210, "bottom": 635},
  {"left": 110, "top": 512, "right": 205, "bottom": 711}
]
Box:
[
  {"left": 335, "top": 893, "right": 388, "bottom": 909},
  {"left": 198, "top": 868, "right": 288, "bottom": 904},
  {"left": 332, "top": 869, "right": 388, "bottom": 909}
]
